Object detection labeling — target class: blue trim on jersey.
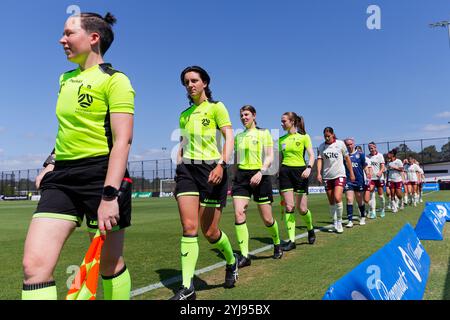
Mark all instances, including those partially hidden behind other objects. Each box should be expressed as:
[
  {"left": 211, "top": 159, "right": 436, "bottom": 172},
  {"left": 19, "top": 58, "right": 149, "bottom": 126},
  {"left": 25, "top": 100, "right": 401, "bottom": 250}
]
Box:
[{"left": 345, "top": 150, "right": 366, "bottom": 185}]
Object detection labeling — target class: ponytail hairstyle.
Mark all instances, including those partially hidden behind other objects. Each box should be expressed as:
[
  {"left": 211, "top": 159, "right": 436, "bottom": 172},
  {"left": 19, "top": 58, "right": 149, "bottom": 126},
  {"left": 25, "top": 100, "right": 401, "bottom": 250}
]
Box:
[
  {"left": 240, "top": 105, "right": 259, "bottom": 128},
  {"left": 180, "top": 66, "right": 216, "bottom": 105},
  {"left": 79, "top": 12, "right": 116, "bottom": 55},
  {"left": 282, "top": 112, "right": 306, "bottom": 134}
]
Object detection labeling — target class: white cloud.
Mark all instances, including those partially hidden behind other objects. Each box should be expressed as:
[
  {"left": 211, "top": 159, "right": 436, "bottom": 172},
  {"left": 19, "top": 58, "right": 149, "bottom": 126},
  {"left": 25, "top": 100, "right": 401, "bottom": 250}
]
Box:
[
  {"left": 129, "top": 148, "right": 173, "bottom": 162},
  {"left": 0, "top": 153, "right": 46, "bottom": 171},
  {"left": 313, "top": 135, "right": 323, "bottom": 141},
  {"left": 435, "top": 111, "right": 450, "bottom": 118},
  {"left": 423, "top": 124, "right": 450, "bottom": 132}
]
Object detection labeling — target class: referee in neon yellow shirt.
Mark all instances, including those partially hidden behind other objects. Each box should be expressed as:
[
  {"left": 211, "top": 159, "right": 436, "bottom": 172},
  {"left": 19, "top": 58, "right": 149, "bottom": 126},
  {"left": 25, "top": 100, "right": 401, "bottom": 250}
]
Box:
[
  {"left": 170, "top": 66, "right": 237, "bottom": 300},
  {"left": 22, "top": 12, "right": 134, "bottom": 300},
  {"left": 232, "top": 105, "right": 283, "bottom": 268},
  {"left": 279, "top": 112, "right": 316, "bottom": 251}
]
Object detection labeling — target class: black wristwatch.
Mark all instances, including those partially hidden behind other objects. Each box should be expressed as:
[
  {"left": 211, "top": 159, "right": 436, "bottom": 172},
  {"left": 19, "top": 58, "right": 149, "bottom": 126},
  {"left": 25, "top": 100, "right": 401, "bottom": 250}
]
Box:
[
  {"left": 307, "top": 165, "right": 312, "bottom": 169},
  {"left": 219, "top": 161, "right": 228, "bottom": 169},
  {"left": 102, "top": 185, "right": 119, "bottom": 201}
]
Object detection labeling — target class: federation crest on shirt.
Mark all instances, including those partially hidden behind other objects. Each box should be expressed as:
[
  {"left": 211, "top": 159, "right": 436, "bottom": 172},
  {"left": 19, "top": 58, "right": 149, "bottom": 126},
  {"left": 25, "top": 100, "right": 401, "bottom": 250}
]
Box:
[{"left": 202, "top": 118, "right": 211, "bottom": 127}]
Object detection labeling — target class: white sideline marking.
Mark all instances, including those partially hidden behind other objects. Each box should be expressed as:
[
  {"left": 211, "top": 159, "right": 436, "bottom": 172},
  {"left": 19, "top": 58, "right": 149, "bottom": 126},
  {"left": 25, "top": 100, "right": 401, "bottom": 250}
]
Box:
[
  {"left": 130, "top": 225, "right": 333, "bottom": 298},
  {"left": 131, "top": 190, "right": 439, "bottom": 298}
]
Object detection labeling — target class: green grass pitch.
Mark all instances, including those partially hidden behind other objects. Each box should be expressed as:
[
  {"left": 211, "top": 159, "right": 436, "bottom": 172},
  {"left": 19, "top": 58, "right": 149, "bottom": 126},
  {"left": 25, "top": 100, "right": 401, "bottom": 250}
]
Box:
[{"left": 0, "top": 191, "right": 449, "bottom": 300}]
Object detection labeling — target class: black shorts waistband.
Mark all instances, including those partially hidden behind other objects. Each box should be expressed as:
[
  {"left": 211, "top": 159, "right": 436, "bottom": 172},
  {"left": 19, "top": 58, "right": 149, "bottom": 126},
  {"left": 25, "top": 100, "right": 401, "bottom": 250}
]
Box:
[
  {"left": 281, "top": 165, "right": 306, "bottom": 169},
  {"left": 237, "top": 169, "right": 260, "bottom": 173},
  {"left": 55, "top": 155, "right": 109, "bottom": 168},
  {"left": 181, "top": 158, "right": 221, "bottom": 165}
]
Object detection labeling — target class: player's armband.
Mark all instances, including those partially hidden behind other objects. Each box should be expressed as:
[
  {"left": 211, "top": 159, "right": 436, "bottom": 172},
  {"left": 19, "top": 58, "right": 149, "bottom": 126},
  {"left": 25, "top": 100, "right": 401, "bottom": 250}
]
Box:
[{"left": 43, "top": 148, "right": 56, "bottom": 167}]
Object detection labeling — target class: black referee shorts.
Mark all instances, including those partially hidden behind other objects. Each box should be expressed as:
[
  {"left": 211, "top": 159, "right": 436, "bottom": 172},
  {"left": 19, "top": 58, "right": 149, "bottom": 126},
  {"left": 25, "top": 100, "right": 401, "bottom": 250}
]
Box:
[
  {"left": 34, "top": 156, "right": 132, "bottom": 232},
  {"left": 174, "top": 160, "right": 228, "bottom": 208},
  {"left": 232, "top": 169, "right": 273, "bottom": 204},
  {"left": 279, "top": 165, "right": 309, "bottom": 194}
]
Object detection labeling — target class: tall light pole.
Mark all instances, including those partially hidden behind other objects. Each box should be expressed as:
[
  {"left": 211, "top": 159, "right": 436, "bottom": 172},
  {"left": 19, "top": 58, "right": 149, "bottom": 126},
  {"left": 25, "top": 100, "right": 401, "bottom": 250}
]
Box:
[{"left": 430, "top": 20, "right": 450, "bottom": 48}]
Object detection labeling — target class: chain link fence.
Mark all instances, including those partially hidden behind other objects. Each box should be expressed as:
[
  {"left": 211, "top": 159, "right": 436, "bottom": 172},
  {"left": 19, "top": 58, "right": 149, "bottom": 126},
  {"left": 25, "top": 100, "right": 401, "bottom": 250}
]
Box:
[{"left": 1, "top": 137, "right": 450, "bottom": 196}]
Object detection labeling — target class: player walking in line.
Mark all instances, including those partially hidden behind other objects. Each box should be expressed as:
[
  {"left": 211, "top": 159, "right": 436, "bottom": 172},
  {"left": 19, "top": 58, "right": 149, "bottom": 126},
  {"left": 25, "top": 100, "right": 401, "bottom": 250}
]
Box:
[
  {"left": 405, "top": 157, "right": 421, "bottom": 206},
  {"left": 402, "top": 158, "right": 411, "bottom": 206},
  {"left": 343, "top": 138, "right": 370, "bottom": 227},
  {"left": 22, "top": 12, "right": 135, "bottom": 300},
  {"left": 367, "top": 142, "right": 386, "bottom": 218},
  {"left": 386, "top": 149, "right": 404, "bottom": 213},
  {"left": 232, "top": 105, "right": 282, "bottom": 268},
  {"left": 317, "top": 127, "right": 355, "bottom": 234},
  {"left": 363, "top": 152, "right": 374, "bottom": 220},
  {"left": 278, "top": 112, "right": 316, "bottom": 251},
  {"left": 415, "top": 160, "right": 425, "bottom": 203},
  {"left": 171, "top": 66, "right": 237, "bottom": 300}
]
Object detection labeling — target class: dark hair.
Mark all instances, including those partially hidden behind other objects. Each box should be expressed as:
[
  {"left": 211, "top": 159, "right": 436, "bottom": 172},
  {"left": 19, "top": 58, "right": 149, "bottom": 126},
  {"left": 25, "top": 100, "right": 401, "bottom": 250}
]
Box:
[
  {"left": 240, "top": 105, "right": 259, "bottom": 128},
  {"left": 388, "top": 148, "right": 398, "bottom": 157},
  {"left": 283, "top": 112, "right": 306, "bottom": 134},
  {"left": 180, "top": 66, "right": 215, "bottom": 105},
  {"left": 323, "top": 126, "right": 336, "bottom": 139},
  {"left": 79, "top": 12, "right": 116, "bottom": 55}
]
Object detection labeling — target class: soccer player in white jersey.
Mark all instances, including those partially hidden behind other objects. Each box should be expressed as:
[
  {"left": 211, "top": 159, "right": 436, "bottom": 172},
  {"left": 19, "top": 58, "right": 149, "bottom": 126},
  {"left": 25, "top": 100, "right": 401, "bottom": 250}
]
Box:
[
  {"left": 402, "top": 159, "right": 410, "bottom": 206},
  {"left": 386, "top": 149, "right": 404, "bottom": 213},
  {"left": 317, "top": 127, "right": 355, "bottom": 233},
  {"left": 415, "top": 160, "right": 425, "bottom": 203},
  {"left": 363, "top": 153, "right": 374, "bottom": 214},
  {"left": 405, "top": 156, "right": 420, "bottom": 206},
  {"left": 367, "top": 142, "right": 386, "bottom": 218}
]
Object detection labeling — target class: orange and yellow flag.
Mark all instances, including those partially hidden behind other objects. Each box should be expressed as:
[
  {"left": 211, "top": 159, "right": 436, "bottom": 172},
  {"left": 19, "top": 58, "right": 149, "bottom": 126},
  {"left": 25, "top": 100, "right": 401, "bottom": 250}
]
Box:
[{"left": 66, "top": 230, "right": 105, "bottom": 300}]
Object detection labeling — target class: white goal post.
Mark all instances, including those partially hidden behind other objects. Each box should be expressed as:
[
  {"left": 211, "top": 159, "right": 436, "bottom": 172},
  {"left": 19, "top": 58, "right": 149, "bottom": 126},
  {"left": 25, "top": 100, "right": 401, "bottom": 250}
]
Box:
[{"left": 159, "top": 179, "right": 176, "bottom": 197}]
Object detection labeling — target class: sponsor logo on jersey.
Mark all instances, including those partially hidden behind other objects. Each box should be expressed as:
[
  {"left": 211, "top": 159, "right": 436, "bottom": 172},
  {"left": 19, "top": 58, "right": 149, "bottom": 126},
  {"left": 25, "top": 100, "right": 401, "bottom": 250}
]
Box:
[{"left": 324, "top": 152, "right": 339, "bottom": 159}]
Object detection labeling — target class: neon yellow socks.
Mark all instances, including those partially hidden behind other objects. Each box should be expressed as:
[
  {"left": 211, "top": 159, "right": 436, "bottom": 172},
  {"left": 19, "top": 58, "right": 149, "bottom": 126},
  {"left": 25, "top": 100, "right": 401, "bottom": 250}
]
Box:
[
  {"left": 22, "top": 281, "right": 57, "bottom": 300},
  {"left": 266, "top": 220, "right": 281, "bottom": 245},
  {"left": 212, "top": 231, "right": 235, "bottom": 265},
  {"left": 102, "top": 265, "right": 131, "bottom": 300},
  {"left": 180, "top": 236, "right": 199, "bottom": 288},
  {"left": 300, "top": 209, "right": 313, "bottom": 231},
  {"left": 235, "top": 222, "right": 249, "bottom": 258},
  {"left": 284, "top": 211, "right": 296, "bottom": 242}
]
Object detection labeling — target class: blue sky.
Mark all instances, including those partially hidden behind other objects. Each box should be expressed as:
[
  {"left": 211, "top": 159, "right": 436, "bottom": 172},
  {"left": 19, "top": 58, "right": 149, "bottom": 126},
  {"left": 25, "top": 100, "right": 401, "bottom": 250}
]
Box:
[{"left": 1, "top": 0, "right": 450, "bottom": 170}]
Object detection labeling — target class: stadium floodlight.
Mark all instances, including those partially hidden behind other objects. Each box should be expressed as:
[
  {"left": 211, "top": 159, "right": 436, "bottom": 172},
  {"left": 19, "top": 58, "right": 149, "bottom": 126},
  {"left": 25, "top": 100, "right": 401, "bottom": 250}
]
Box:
[{"left": 429, "top": 20, "right": 450, "bottom": 48}]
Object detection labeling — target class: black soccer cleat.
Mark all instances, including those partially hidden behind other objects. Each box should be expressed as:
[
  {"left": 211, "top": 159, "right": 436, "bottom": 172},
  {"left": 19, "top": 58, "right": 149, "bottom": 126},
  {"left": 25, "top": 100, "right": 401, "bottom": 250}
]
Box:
[
  {"left": 281, "top": 240, "right": 296, "bottom": 251},
  {"left": 169, "top": 285, "right": 196, "bottom": 300},
  {"left": 224, "top": 253, "right": 239, "bottom": 288},
  {"left": 307, "top": 229, "right": 316, "bottom": 245},
  {"left": 237, "top": 254, "right": 251, "bottom": 268},
  {"left": 273, "top": 244, "right": 283, "bottom": 259}
]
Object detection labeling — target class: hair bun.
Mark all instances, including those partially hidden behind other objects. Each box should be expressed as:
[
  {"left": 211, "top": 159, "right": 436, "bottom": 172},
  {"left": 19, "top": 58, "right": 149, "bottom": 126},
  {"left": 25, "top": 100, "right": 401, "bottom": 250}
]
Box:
[{"left": 104, "top": 12, "right": 117, "bottom": 25}]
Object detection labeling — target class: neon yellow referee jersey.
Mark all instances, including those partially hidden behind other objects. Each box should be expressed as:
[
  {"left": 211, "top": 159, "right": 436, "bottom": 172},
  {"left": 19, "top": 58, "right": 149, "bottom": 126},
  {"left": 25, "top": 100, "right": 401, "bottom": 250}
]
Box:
[
  {"left": 55, "top": 63, "right": 135, "bottom": 161},
  {"left": 279, "top": 132, "right": 312, "bottom": 167},
  {"left": 179, "top": 100, "right": 232, "bottom": 160},
  {"left": 235, "top": 128, "right": 273, "bottom": 170}
]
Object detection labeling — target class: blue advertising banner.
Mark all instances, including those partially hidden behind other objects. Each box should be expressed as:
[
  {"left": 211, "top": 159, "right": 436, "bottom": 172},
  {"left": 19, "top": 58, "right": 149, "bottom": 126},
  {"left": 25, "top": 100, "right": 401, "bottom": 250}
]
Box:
[
  {"left": 323, "top": 224, "right": 430, "bottom": 300},
  {"left": 422, "top": 183, "right": 440, "bottom": 192},
  {"left": 425, "top": 202, "right": 450, "bottom": 222},
  {"left": 414, "top": 203, "right": 447, "bottom": 240}
]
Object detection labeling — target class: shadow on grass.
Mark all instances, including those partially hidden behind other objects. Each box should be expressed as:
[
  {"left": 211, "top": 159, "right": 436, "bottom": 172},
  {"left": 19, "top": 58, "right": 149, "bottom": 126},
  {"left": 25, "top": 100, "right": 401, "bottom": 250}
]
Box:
[
  {"left": 444, "top": 254, "right": 450, "bottom": 299},
  {"left": 250, "top": 236, "right": 272, "bottom": 245},
  {"left": 154, "top": 269, "right": 224, "bottom": 294}
]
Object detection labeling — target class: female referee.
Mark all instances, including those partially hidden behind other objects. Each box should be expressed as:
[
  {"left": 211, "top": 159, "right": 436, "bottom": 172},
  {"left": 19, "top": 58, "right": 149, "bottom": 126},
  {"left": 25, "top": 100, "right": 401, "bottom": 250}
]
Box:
[
  {"left": 232, "top": 105, "right": 282, "bottom": 268},
  {"left": 22, "top": 12, "right": 135, "bottom": 300},
  {"left": 278, "top": 112, "right": 316, "bottom": 251},
  {"left": 170, "top": 66, "right": 237, "bottom": 300}
]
